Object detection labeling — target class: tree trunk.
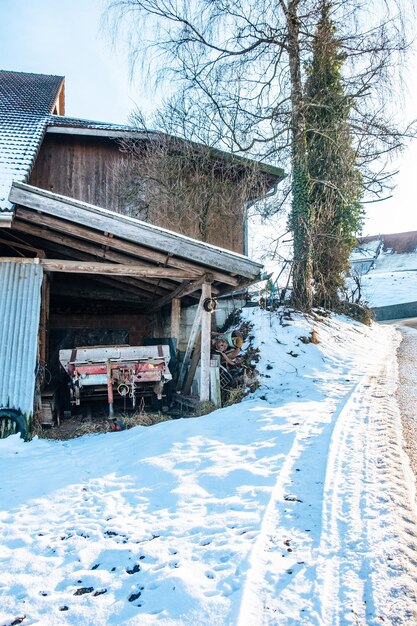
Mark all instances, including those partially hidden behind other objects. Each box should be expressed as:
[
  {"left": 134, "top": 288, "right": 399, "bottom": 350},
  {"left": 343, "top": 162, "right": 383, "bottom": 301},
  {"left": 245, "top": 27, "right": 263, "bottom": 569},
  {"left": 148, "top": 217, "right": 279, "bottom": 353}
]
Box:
[{"left": 286, "top": 0, "right": 313, "bottom": 311}]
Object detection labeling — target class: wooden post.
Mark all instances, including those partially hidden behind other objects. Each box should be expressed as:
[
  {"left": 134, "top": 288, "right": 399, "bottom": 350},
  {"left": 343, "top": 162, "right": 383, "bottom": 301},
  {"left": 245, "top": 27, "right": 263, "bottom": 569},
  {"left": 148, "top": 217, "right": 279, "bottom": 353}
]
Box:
[
  {"left": 177, "top": 296, "right": 204, "bottom": 390},
  {"left": 183, "top": 331, "right": 201, "bottom": 395},
  {"left": 210, "top": 355, "right": 222, "bottom": 409},
  {"left": 200, "top": 282, "right": 212, "bottom": 403},
  {"left": 39, "top": 274, "right": 50, "bottom": 369},
  {"left": 171, "top": 298, "right": 181, "bottom": 344}
]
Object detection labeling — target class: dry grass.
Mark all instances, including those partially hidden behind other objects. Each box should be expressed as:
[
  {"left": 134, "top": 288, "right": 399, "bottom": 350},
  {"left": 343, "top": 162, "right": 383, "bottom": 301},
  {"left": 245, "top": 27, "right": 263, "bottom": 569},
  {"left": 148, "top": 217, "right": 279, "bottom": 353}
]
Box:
[
  {"left": 34, "top": 410, "right": 171, "bottom": 441},
  {"left": 223, "top": 386, "right": 247, "bottom": 407}
]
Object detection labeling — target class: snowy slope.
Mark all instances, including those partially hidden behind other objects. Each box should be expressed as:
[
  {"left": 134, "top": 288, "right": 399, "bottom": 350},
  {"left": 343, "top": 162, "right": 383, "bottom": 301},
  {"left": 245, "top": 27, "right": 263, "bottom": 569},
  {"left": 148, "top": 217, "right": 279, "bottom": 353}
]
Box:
[
  {"left": 350, "top": 245, "right": 417, "bottom": 308},
  {"left": 1, "top": 309, "right": 417, "bottom": 626},
  {"left": 359, "top": 270, "right": 417, "bottom": 307}
]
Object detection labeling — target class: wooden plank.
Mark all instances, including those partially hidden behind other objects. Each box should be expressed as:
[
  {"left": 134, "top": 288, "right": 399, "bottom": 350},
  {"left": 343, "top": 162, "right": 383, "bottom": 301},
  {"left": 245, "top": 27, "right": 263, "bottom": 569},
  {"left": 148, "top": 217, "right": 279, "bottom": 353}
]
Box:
[
  {"left": 146, "top": 273, "right": 219, "bottom": 313},
  {"left": 13, "top": 209, "right": 239, "bottom": 286},
  {"left": 0, "top": 257, "right": 40, "bottom": 264},
  {"left": 11, "top": 183, "right": 261, "bottom": 279},
  {"left": 40, "top": 259, "right": 197, "bottom": 278},
  {"left": 14, "top": 209, "right": 200, "bottom": 273},
  {"left": 177, "top": 296, "right": 204, "bottom": 391},
  {"left": 19, "top": 230, "right": 173, "bottom": 297},
  {"left": 183, "top": 332, "right": 201, "bottom": 395},
  {"left": 171, "top": 298, "right": 181, "bottom": 344},
  {"left": 200, "top": 282, "right": 212, "bottom": 403}
]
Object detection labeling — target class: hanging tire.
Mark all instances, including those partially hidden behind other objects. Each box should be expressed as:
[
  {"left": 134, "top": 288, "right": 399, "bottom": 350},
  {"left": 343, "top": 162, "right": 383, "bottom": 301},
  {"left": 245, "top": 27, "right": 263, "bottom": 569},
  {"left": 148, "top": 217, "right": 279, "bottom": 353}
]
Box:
[{"left": 0, "top": 409, "right": 27, "bottom": 440}]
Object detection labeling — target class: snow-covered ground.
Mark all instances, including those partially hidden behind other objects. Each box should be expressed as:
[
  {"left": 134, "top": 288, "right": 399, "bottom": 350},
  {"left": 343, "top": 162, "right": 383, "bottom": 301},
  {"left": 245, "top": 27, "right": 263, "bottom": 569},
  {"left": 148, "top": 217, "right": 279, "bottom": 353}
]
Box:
[
  {"left": 359, "top": 270, "right": 417, "bottom": 307},
  {"left": 1, "top": 309, "right": 417, "bottom": 626},
  {"left": 350, "top": 245, "right": 417, "bottom": 308}
]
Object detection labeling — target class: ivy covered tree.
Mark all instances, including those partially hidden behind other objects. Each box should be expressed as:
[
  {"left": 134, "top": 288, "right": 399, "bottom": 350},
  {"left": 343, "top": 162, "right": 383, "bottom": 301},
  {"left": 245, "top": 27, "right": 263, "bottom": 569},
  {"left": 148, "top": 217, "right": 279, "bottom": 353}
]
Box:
[
  {"left": 107, "top": 0, "right": 415, "bottom": 312},
  {"left": 305, "top": 1, "right": 364, "bottom": 309}
]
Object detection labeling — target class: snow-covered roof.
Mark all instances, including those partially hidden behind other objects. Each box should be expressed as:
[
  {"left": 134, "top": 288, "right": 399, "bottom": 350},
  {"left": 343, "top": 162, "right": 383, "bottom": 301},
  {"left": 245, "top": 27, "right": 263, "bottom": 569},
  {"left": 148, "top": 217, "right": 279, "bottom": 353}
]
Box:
[
  {"left": 0, "top": 70, "right": 64, "bottom": 213},
  {"left": 350, "top": 238, "right": 382, "bottom": 263},
  {"left": 347, "top": 231, "right": 417, "bottom": 310},
  {"left": 47, "top": 114, "right": 140, "bottom": 134}
]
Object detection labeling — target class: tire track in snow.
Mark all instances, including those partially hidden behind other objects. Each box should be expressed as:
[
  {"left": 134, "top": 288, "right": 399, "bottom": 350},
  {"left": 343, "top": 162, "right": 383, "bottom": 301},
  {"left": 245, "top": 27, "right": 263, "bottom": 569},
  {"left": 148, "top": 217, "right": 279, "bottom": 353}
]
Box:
[
  {"left": 233, "top": 390, "right": 351, "bottom": 626},
  {"left": 314, "top": 353, "right": 417, "bottom": 625},
  {"left": 234, "top": 331, "right": 417, "bottom": 626}
]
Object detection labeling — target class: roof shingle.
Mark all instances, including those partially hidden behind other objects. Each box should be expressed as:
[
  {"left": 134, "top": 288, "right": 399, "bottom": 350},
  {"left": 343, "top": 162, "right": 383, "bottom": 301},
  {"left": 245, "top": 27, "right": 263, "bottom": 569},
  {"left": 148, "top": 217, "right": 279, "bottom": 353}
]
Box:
[{"left": 0, "top": 70, "right": 64, "bottom": 212}]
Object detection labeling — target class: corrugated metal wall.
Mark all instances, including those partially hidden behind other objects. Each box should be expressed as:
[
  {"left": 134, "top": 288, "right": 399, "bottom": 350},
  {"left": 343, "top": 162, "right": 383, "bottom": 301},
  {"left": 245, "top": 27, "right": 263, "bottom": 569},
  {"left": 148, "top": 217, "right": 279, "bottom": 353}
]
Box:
[{"left": 0, "top": 261, "right": 43, "bottom": 421}]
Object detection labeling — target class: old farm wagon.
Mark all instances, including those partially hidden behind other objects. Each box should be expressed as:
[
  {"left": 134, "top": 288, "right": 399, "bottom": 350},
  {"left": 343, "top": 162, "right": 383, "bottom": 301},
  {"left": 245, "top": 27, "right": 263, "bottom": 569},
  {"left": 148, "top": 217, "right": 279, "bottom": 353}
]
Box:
[{"left": 0, "top": 70, "right": 285, "bottom": 439}]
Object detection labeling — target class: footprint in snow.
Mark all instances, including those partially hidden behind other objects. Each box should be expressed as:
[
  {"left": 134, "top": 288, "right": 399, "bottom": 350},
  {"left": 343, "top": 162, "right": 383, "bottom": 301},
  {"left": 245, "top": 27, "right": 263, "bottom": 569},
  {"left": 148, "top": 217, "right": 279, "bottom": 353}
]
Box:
[
  {"left": 73, "top": 587, "right": 94, "bottom": 596},
  {"left": 93, "top": 589, "right": 107, "bottom": 597},
  {"left": 213, "top": 563, "right": 229, "bottom": 572}
]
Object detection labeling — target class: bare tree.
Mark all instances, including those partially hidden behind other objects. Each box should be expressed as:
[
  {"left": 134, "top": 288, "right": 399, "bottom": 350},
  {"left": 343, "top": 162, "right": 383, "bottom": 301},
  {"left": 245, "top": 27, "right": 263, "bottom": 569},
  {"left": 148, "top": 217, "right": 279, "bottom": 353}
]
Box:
[
  {"left": 115, "top": 118, "right": 274, "bottom": 252},
  {"left": 106, "top": 0, "right": 415, "bottom": 310}
]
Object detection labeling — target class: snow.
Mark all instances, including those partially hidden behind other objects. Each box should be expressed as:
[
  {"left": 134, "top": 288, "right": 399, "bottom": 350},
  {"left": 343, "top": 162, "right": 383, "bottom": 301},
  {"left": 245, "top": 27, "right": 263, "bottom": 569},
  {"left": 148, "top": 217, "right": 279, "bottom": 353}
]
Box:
[
  {"left": 349, "top": 245, "right": 417, "bottom": 308},
  {"left": 350, "top": 239, "right": 381, "bottom": 262},
  {"left": 1, "top": 309, "right": 417, "bottom": 625},
  {"left": 357, "top": 271, "right": 417, "bottom": 307}
]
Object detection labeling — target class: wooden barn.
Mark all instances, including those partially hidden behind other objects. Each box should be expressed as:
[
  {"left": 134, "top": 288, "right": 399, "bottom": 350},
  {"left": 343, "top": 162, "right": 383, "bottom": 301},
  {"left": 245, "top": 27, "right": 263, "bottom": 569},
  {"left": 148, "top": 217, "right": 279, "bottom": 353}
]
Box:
[{"left": 0, "top": 70, "right": 285, "bottom": 438}]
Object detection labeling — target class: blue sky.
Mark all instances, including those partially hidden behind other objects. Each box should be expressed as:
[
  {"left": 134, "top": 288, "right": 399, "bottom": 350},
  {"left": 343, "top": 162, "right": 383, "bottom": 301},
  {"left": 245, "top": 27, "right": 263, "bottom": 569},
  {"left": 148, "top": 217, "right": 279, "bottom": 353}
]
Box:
[{"left": 1, "top": 0, "right": 416, "bottom": 236}]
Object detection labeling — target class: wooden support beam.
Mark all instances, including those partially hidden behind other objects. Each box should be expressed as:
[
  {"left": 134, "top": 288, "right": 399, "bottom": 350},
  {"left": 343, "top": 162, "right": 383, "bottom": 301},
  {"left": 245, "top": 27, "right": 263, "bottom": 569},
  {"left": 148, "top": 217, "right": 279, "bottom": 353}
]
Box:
[
  {"left": 183, "top": 332, "right": 201, "bottom": 395},
  {"left": 146, "top": 273, "right": 219, "bottom": 313},
  {"left": 177, "top": 295, "right": 204, "bottom": 391},
  {"left": 13, "top": 207, "right": 240, "bottom": 286},
  {"left": 12, "top": 219, "right": 180, "bottom": 293},
  {"left": 24, "top": 233, "right": 171, "bottom": 297},
  {"left": 171, "top": 298, "right": 181, "bottom": 344},
  {"left": 200, "top": 282, "right": 212, "bottom": 403},
  {"left": 0, "top": 257, "right": 40, "bottom": 264},
  {"left": 146, "top": 280, "right": 192, "bottom": 313},
  {"left": 40, "top": 259, "right": 197, "bottom": 278}
]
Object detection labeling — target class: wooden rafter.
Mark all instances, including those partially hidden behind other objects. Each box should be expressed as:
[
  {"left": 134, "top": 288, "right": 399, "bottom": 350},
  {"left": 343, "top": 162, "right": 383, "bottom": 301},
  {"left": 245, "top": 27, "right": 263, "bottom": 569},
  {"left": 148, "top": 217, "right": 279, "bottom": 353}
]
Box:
[
  {"left": 146, "top": 273, "right": 218, "bottom": 313},
  {"left": 11, "top": 183, "right": 262, "bottom": 279},
  {"left": 19, "top": 233, "right": 176, "bottom": 298},
  {"left": 13, "top": 206, "right": 240, "bottom": 286},
  {"left": 40, "top": 259, "right": 198, "bottom": 278}
]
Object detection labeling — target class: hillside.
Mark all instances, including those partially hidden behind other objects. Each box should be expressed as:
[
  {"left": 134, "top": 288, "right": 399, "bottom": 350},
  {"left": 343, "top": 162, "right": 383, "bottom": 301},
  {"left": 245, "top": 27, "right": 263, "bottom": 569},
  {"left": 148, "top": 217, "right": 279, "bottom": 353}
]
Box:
[{"left": 1, "top": 308, "right": 416, "bottom": 626}]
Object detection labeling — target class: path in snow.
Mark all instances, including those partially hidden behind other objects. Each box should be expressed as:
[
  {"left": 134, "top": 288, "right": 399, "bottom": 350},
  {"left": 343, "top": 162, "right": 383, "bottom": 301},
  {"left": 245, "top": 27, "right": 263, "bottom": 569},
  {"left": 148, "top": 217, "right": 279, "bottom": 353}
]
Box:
[
  {"left": 234, "top": 328, "right": 417, "bottom": 626},
  {"left": 397, "top": 325, "right": 417, "bottom": 488}
]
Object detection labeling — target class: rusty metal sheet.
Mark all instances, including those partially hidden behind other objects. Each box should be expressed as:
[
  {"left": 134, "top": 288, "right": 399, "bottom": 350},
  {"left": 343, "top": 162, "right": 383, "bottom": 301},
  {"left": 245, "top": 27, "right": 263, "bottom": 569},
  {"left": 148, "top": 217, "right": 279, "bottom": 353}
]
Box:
[{"left": 0, "top": 261, "right": 43, "bottom": 429}]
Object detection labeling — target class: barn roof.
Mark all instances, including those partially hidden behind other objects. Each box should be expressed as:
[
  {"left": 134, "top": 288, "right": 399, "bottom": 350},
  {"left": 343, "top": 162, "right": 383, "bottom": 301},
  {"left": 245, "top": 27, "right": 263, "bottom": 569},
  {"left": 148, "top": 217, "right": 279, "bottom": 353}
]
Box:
[
  {"left": 0, "top": 70, "right": 64, "bottom": 215},
  {"left": 0, "top": 69, "right": 285, "bottom": 222},
  {"left": 8, "top": 182, "right": 264, "bottom": 310}
]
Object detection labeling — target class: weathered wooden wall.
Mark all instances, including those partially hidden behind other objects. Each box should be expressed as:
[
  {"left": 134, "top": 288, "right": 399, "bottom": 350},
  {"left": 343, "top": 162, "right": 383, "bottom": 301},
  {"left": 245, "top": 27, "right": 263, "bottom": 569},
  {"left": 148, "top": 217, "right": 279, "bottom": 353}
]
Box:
[
  {"left": 30, "top": 133, "right": 246, "bottom": 254},
  {"left": 49, "top": 312, "right": 151, "bottom": 347},
  {"left": 30, "top": 134, "right": 128, "bottom": 212}
]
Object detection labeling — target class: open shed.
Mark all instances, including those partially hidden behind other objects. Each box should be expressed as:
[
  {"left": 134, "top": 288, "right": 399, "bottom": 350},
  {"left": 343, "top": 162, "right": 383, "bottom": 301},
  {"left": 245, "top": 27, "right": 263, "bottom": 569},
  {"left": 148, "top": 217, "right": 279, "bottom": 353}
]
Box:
[
  {"left": 0, "top": 69, "right": 284, "bottom": 439},
  {"left": 0, "top": 181, "right": 263, "bottom": 437}
]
